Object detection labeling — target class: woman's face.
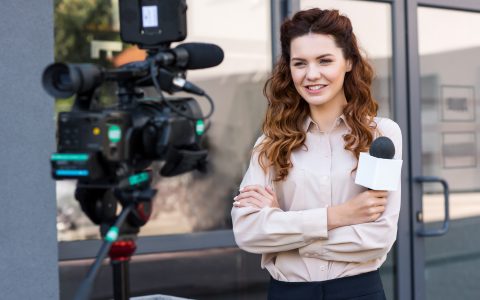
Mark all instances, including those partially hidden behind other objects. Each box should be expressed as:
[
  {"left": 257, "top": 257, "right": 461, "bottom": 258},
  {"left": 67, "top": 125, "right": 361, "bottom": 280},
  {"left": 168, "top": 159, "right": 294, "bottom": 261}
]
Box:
[{"left": 289, "top": 33, "right": 351, "bottom": 109}]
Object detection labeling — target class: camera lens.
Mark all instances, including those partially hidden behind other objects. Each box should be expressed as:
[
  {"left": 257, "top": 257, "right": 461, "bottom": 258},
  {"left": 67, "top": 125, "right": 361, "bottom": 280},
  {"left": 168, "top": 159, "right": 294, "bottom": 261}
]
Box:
[
  {"left": 42, "top": 63, "right": 76, "bottom": 98},
  {"left": 54, "top": 70, "right": 73, "bottom": 92},
  {"left": 42, "top": 63, "right": 104, "bottom": 99}
]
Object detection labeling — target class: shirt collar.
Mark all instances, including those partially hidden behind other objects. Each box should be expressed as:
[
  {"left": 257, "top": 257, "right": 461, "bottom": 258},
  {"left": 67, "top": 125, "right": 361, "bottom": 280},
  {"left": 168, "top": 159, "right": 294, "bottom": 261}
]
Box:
[{"left": 303, "top": 114, "right": 351, "bottom": 133}]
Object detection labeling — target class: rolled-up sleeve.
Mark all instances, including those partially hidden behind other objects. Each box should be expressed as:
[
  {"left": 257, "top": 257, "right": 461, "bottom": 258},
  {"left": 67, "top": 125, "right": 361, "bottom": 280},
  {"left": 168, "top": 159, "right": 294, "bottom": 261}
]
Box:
[
  {"left": 298, "top": 119, "right": 402, "bottom": 263},
  {"left": 232, "top": 135, "right": 328, "bottom": 254}
]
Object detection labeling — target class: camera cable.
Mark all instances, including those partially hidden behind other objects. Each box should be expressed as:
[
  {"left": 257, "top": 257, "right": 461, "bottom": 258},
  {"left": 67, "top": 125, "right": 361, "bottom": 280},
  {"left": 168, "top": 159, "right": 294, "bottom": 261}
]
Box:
[
  {"left": 73, "top": 203, "right": 135, "bottom": 300},
  {"left": 149, "top": 61, "right": 215, "bottom": 121}
]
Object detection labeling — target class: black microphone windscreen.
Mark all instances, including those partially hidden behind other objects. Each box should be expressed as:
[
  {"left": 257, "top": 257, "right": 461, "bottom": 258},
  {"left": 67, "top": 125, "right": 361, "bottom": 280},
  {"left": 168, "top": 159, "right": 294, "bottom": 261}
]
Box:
[
  {"left": 369, "top": 136, "right": 395, "bottom": 159},
  {"left": 177, "top": 43, "right": 224, "bottom": 70}
]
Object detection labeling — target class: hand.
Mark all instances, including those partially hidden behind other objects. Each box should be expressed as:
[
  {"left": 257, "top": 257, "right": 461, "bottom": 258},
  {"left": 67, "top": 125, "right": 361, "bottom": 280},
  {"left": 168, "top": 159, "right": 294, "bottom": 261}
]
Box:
[
  {"left": 328, "top": 190, "right": 388, "bottom": 229},
  {"left": 233, "top": 185, "right": 280, "bottom": 209}
]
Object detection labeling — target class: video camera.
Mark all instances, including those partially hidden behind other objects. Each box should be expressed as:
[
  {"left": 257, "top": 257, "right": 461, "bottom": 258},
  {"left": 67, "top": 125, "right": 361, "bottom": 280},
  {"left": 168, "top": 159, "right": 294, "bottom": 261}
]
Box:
[
  {"left": 42, "top": 0, "right": 223, "bottom": 229},
  {"left": 43, "top": 0, "right": 223, "bottom": 183},
  {"left": 43, "top": 2, "right": 224, "bottom": 298}
]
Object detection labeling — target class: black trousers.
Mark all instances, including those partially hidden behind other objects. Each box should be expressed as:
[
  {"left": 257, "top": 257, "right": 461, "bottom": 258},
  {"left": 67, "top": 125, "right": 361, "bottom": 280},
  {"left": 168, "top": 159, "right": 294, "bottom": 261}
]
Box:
[{"left": 268, "top": 270, "right": 386, "bottom": 300}]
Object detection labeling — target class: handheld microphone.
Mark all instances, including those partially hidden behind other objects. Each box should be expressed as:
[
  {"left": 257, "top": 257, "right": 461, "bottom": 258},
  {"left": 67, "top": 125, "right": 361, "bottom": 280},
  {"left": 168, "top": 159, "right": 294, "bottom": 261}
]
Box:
[
  {"left": 154, "top": 42, "right": 225, "bottom": 70},
  {"left": 369, "top": 136, "right": 395, "bottom": 159},
  {"left": 355, "top": 136, "right": 403, "bottom": 191}
]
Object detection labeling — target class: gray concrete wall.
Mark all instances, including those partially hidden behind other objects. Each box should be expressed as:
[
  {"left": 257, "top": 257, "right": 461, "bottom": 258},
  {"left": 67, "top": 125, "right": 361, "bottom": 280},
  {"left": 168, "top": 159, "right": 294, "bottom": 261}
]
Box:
[{"left": 0, "top": 1, "right": 59, "bottom": 299}]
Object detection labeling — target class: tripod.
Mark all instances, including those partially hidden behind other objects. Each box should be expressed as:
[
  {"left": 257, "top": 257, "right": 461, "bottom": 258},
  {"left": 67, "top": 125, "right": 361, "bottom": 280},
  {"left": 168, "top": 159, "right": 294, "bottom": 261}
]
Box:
[{"left": 74, "top": 172, "right": 156, "bottom": 300}]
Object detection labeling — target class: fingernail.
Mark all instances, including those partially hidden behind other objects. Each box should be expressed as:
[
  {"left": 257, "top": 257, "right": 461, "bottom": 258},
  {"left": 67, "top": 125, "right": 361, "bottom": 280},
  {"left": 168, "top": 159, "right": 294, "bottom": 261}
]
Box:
[
  {"left": 233, "top": 196, "right": 238, "bottom": 200},
  {"left": 233, "top": 201, "right": 240, "bottom": 206}
]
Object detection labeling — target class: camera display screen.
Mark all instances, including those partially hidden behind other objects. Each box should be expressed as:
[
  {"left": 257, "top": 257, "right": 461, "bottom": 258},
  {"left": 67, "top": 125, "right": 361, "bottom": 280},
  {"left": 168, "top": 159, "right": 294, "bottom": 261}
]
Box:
[
  {"left": 119, "top": 0, "right": 187, "bottom": 47},
  {"left": 142, "top": 5, "right": 158, "bottom": 28}
]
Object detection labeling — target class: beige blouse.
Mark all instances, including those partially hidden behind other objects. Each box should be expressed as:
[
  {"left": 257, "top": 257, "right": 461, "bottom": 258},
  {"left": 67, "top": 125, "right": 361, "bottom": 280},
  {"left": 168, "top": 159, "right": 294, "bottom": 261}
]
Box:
[{"left": 231, "top": 115, "right": 402, "bottom": 282}]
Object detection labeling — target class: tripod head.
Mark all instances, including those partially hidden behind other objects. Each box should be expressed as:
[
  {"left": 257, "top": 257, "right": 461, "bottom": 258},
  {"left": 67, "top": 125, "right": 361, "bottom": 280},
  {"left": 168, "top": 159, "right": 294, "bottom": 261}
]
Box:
[{"left": 74, "top": 171, "right": 156, "bottom": 238}]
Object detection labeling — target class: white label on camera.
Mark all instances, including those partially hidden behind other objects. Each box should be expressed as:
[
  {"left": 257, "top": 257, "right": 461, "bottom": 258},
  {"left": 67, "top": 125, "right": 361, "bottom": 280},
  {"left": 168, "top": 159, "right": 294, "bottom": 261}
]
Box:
[{"left": 142, "top": 5, "right": 158, "bottom": 28}]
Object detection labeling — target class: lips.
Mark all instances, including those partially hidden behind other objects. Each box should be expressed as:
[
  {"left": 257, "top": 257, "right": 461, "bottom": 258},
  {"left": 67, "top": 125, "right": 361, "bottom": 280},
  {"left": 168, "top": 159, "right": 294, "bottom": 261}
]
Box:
[{"left": 304, "top": 84, "right": 327, "bottom": 93}]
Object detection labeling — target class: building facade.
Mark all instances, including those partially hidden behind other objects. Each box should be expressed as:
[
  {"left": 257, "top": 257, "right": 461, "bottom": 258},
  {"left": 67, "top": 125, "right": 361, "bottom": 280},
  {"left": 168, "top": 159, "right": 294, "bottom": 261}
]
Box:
[{"left": 2, "top": 0, "right": 479, "bottom": 299}]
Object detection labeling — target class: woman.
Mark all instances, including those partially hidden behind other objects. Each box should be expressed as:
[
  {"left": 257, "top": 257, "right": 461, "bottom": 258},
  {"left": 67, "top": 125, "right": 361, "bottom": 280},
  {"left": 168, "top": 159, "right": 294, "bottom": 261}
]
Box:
[{"left": 231, "top": 8, "right": 402, "bottom": 300}]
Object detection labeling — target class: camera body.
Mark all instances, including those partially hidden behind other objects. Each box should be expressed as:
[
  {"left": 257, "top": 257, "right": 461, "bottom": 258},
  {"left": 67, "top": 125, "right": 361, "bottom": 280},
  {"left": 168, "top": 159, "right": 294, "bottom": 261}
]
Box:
[
  {"left": 51, "top": 97, "right": 204, "bottom": 182},
  {"left": 44, "top": 0, "right": 218, "bottom": 186}
]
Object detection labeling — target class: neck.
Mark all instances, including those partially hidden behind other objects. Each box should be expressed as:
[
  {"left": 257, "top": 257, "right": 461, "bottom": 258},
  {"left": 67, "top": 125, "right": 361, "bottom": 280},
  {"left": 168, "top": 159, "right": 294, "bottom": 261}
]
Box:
[{"left": 309, "top": 91, "right": 347, "bottom": 132}]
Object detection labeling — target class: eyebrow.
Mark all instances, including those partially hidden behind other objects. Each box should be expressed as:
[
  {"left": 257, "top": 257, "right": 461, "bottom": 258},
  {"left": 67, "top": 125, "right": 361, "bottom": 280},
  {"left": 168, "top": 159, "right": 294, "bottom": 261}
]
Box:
[{"left": 291, "top": 54, "right": 334, "bottom": 61}]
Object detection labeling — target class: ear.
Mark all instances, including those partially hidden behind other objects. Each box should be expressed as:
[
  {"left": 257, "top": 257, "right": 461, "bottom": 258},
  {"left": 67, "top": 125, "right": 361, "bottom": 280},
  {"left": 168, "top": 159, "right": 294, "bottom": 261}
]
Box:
[{"left": 346, "top": 59, "right": 352, "bottom": 72}]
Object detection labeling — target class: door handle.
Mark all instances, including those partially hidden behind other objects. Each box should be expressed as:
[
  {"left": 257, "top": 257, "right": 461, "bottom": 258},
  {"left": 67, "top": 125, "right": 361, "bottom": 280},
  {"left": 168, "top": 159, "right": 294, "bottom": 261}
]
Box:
[{"left": 414, "top": 176, "right": 450, "bottom": 237}]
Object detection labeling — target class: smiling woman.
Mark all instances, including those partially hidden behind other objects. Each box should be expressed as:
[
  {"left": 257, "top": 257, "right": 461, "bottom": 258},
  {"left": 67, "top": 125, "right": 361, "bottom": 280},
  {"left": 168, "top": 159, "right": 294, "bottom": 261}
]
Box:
[
  {"left": 289, "top": 33, "right": 352, "bottom": 129},
  {"left": 232, "top": 8, "right": 401, "bottom": 300}
]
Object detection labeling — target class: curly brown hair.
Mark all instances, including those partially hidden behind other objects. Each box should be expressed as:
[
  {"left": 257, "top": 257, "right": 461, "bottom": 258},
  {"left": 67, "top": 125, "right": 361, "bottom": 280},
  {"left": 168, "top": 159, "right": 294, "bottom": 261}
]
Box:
[{"left": 257, "top": 8, "right": 378, "bottom": 181}]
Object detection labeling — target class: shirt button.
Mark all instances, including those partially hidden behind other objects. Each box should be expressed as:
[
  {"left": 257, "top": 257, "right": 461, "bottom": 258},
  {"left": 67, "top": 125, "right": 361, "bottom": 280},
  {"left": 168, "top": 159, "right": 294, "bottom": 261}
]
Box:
[{"left": 320, "top": 266, "right": 326, "bottom": 271}]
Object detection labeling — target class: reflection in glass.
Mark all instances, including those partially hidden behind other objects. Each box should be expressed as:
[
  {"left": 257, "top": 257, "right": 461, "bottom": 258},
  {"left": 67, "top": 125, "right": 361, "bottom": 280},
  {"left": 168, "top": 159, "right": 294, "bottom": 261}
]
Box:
[
  {"left": 55, "top": 0, "right": 129, "bottom": 240},
  {"left": 418, "top": 7, "right": 480, "bottom": 222},
  {"left": 418, "top": 7, "right": 480, "bottom": 300},
  {"left": 55, "top": 0, "right": 272, "bottom": 241}
]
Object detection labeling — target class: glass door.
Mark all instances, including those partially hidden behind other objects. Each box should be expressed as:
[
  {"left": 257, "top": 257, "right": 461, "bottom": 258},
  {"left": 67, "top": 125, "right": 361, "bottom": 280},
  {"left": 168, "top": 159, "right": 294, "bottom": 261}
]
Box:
[
  {"left": 412, "top": 5, "right": 480, "bottom": 300},
  {"left": 298, "top": 1, "right": 397, "bottom": 298}
]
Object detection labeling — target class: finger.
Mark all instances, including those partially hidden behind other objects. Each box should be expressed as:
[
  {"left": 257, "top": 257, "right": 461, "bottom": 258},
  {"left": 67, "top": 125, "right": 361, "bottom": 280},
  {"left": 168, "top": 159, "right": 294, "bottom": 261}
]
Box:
[
  {"left": 265, "top": 186, "right": 280, "bottom": 206},
  {"left": 234, "top": 200, "right": 254, "bottom": 208},
  {"left": 234, "top": 201, "right": 257, "bottom": 208},
  {"left": 233, "top": 198, "right": 256, "bottom": 207},
  {"left": 243, "top": 185, "right": 272, "bottom": 199},
  {"left": 237, "top": 191, "right": 278, "bottom": 208},
  {"left": 265, "top": 185, "right": 276, "bottom": 195},
  {"left": 370, "top": 205, "right": 385, "bottom": 214},
  {"left": 236, "top": 190, "right": 272, "bottom": 204},
  {"left": 235, "top": 190, "right": 262, "bottom": 200},
  {"left": 370, "top": 213, "right": 382, "bottom": 222},
  {"left": 371, "top": 190, "right": 388, "bottom": 197},
  {"left": 236, "top": 197, "right": 264, "bottom": 208},
  {"left": 368, "top": 197, "right": 387, "bottom": 207},
  {"left": 373, "top": 197, "right": 387, "bottom": 206}
]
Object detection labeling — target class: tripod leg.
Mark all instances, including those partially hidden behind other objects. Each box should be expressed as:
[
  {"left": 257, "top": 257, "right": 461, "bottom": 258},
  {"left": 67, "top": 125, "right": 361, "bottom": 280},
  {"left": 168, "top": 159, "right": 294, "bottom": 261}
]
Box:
[{"left": 112, "top": 260, "right": 130, "bottom": 300}]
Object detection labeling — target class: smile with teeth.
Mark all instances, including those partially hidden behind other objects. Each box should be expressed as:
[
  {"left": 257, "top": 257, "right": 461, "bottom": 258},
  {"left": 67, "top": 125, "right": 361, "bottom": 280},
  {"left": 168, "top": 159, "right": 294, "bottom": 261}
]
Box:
[{"left": 306, "top": 84, "right": 327, "bottom": 91}]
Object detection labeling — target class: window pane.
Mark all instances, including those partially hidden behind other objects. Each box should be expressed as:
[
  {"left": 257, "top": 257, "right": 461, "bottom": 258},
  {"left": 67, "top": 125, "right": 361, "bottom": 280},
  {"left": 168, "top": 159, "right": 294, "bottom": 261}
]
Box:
[
  {"left": 55, "top": 0, "right": 272, "bottom": 241},
  {"left": 418, "top": 7, "right": 480, "bottom": 300},
  {"left": 55, "top": 0, "right": 127, "bottom": 241}
]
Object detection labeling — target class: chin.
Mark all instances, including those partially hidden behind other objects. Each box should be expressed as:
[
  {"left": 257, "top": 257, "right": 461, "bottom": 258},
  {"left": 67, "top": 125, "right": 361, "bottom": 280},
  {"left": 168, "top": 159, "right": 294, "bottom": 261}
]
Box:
[{"left": 303, "top": 95, "right": 331, "bottom": 106}]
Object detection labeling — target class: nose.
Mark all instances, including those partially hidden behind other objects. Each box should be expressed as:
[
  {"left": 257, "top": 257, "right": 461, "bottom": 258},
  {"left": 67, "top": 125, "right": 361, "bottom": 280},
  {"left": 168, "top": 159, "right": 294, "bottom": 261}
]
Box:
[{"left": 306, "top": 64, "right": 321, "bottom": 81}]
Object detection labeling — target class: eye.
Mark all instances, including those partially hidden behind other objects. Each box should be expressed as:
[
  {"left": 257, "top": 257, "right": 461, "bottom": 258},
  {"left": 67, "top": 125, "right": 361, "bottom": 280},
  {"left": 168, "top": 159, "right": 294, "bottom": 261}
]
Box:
[
  {"left": 292, "top": 61, "right": 306, "bottom": 67},
  {"left": 319, "top": 59, "right": 332, "bottom": 65}
]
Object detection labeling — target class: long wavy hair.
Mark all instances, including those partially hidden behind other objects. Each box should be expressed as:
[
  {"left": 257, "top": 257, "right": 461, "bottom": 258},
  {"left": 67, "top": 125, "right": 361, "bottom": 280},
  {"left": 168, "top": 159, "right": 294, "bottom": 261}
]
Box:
[{"left": 257, "top": 8, "right": 378, "bottom": 181}]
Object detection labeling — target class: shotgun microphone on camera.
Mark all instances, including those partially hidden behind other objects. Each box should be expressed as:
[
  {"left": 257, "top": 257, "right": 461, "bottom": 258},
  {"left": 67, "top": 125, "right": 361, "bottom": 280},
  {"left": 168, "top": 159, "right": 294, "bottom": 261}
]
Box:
[{"left": 153, "top": 42, "right": 224, "bottom": 70}]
